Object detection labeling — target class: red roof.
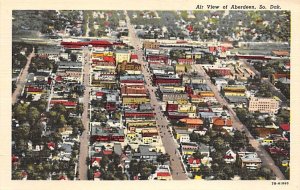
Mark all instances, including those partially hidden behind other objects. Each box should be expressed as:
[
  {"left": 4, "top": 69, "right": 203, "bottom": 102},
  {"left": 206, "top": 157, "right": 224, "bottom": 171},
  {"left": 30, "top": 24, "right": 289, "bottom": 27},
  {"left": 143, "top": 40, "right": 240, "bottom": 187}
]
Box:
[
  {"left": 47, "top": 142, "right": 55, "bottom": 149},
  {"left": 103, "top": 150, "right": 113, "bottom": 155},
  {"left": 89, "top": 40, "right": 112, "bottom": 45},
  {"left": 176, "top": 40, "right": 188, "bottom": 44},
  {"left": 178, "top": 58, "right": 193, "bottom": 63},
  {"left": 223, "top": 155, "right": 234, "bottom": 159},
  {"left": 131, "top": 54, "right": 138, "bottom": 59},
  {"left": 27, "top": 87, "right": 43, "bottom": 92},
  {"left": 59, "top": 175, "right": 67, "bottom": 180},
  {"left": 188, "top": 157, "right": 201, "bottom": 164},
  {"left": 12, "top": 155, "right": 19, "bottom": 163},
  {"left": 280, "top": 123, "right": 290, "bottom": 131},
  {"left": 96, "top": 92, "right": 105, "bottom": 97},
  {"left": 21, "top": 171, "right": 27, "bottom": 177},
  {"left": 157, "top": 172, "right": 171, "bottom": 177},
  {"left": 94, "top": 171, "right": 101, "bottom": 178},
  {"left": 63, "top": 101, "right": 77, "bottom": 106},
  {"left": 91, "top": 157, "right": 101, "bottom": 165},
  {"left": 55, "top": 76, "right": 63, "bottom": 82},
  {"left": 61, "top": 40, "right": 112, "bottom": 48},
  {"left": 103, "top": 56, "right": 115, "bottom": 63}
]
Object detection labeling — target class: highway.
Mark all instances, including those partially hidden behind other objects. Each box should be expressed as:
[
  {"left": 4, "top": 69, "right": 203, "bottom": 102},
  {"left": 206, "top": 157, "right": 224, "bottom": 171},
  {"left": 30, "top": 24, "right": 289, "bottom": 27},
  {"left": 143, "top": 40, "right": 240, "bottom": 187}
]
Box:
[{"left": 125, "top": 11, "right": 188, "bottom": 180}]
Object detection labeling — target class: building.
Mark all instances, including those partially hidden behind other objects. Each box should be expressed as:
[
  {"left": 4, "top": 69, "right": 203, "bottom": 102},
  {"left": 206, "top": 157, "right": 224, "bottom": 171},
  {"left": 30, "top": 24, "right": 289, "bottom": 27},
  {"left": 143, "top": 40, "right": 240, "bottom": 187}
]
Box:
[
  {"left": 153, "top": 74, "right": 182, "bottom": 86},
  {"left": 177, "top": 58, "right": 194, "bottom": 65},
  {"left": 237, "top": 152, "right": 262, "bottom": 169},
  {"left": 121, "top": 84, "right": 148, "bottom": 95},
  {"left": 118, "top": 62, "right": 142, "bottom": 74},
  {"left": 208, "top": 68, "right": 231, "bottom": 76},
  {"left": 91, "top": 126, "right": 125, "bottom": 142},
  {"left": 248, "top": 97, "right": 280, "bottom": 114},
  {"left": 120, "top": 75, "right": 144, "bottom": 86},
  {"left": 143, "top": 41, "right": 160, "bottom": 49},
  {"left": 141, "top": 128, "right": 159, "bottom": 144},
  {"left": 115, "top": 50, "right": 130, "bottom": 63},
  {"left": 179, "top": 118, "right": 203, "bottom": 130},
  {"left": 132, "top": 145, "right": 162, "bottom": 162}
]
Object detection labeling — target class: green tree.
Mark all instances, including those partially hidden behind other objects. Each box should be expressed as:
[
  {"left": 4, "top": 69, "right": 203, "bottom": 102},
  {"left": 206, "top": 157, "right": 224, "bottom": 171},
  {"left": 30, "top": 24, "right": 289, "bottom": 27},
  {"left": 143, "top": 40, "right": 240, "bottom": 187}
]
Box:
[
  {"left": 156, "top": 153, "right": 170, "bottom": 165},
  {"left": 27, "top": 107, "right": 40, "bottom": 125}
]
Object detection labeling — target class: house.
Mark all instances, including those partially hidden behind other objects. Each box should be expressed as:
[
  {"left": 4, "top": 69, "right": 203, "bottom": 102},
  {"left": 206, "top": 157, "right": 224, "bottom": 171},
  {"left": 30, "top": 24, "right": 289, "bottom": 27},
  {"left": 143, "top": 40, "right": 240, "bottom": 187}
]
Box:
[
  {"left": 190, "top": 94, "right": 202, "bottom": 103},
  {"left": 91, "top": 126, "right": 125, "bottom": 142},
  {"left": 132, "top": 145, "right": 162, "bottom": 162},
  {"left": 223, "top": 149, "right": 236, "bottom": 163},
  {"left": 152, "top": 165, "right": 172, "bottom": 180},
  {"left": 180, "top": 142, "right": 199, "bottom": 156},
  {"left": 237, "top": 152, "right": 262, "bottom": 169},
  {"left": 173, "top": 127, "right": 192, "bottom": 141},
  {"left": 267, "top": 147, "right": 289, "bottom": 157},
  {"left": 50, "top": 100, "right": 77, "bottom": 109},
  {"left": 153, "top": 74, "right": 181, "bottom": 86},
  {"left": 26, "top": 86, "right": 45, "bottom": 95},
  {"left": 212, "top": 117, "right": 233, "bottom": 132},
  {"left": 176, "top": 64, "right": 186, "bottom": 74},
  {"left": 179, "top": 118, "right": 203, "bottom": 130},
  {"left": 187, "top": 157, "right": 201, "bottom": 172},
  {"left": 254, "top": 127, "right": 280, "bottom": 139},
  {"left": 271, "top": 73, "right": 290, "bottom": 84},
  {"left": 91, "top": 157, "right": 102, "bottom": 168},
  {"left": 93, "top": 171, "right": 102, "bottom": 180},
  {"left": 58, "top": 126, "right": 73, "bottom": 139},
  {"left": 130, "top": 54, "right": 138, "bottom": 62},
  {"left": 141, "top": 128, "right": 159, "bottom": 144},
  {"left": 280, "top": 123, "right": 290, "bottom": 139}
]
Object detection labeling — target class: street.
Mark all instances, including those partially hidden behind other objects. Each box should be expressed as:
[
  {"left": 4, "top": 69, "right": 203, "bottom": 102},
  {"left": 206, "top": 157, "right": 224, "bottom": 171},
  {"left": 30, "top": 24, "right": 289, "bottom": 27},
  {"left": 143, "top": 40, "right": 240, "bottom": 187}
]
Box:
[
  {"left": 78, "top": 47, "right": 91, "bottom": 180},
  {"left": 125, "top": 11, "right": 188, "bottom": 180},
  {"left": 12, "top": 48, "right": 35, "bottom": 105},
  {"left": 191, "top": 64, "right": 286, "bottom": 180}
]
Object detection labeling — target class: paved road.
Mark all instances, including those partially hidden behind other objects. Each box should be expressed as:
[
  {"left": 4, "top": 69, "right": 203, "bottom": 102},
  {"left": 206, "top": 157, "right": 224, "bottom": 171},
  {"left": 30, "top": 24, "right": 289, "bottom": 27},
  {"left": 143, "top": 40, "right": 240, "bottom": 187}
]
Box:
[
  {"left": 125, "top": 11, "right": 188, "bottom": 180},
  {"left": 12, "top": 49, "right": 35, "bottom": 105},
  {"left": 78, "top": 47, "right": 91, "bottom": 180},
  {"left": 192, "top": 64, "right": 286, "bottom": 180}
]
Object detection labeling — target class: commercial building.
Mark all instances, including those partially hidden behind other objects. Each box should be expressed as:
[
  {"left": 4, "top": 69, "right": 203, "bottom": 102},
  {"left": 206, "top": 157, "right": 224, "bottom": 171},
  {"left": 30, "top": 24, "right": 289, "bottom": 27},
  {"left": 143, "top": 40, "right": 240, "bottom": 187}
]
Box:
[{"left": 248, "top": 97, "right": 280, "bottom": 114}]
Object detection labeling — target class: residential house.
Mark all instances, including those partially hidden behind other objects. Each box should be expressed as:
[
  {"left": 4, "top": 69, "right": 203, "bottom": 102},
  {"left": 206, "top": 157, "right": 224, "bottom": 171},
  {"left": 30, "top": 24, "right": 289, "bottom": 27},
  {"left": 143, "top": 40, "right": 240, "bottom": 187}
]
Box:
[
  {"left": 223, "top": 149, "right": 237, "bottom": 164},
  {"left": 187, "top": 157, "right": 201, "bottom": 172},
  {"left": 179, "top": 118, "right": 203, "bottom": 130},
  {"left": 91, "top": 126, "right": 125, "bottom": 142},
  {"left": 132, "top": 145, "right": 162, "bottom": 162},
  {"left": 237, "top": 152, "right": 262, "bottom": 169},
  {"left": 212, "top": 117, "right": 233, "bottom": 132}
]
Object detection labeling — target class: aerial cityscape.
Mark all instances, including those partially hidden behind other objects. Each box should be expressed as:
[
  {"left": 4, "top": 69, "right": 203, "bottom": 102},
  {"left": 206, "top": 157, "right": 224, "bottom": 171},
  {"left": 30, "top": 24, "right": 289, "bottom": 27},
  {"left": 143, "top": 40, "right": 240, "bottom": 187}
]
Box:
[{"left": 11, "top": 10, "right": 290, "bottom": 180}]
